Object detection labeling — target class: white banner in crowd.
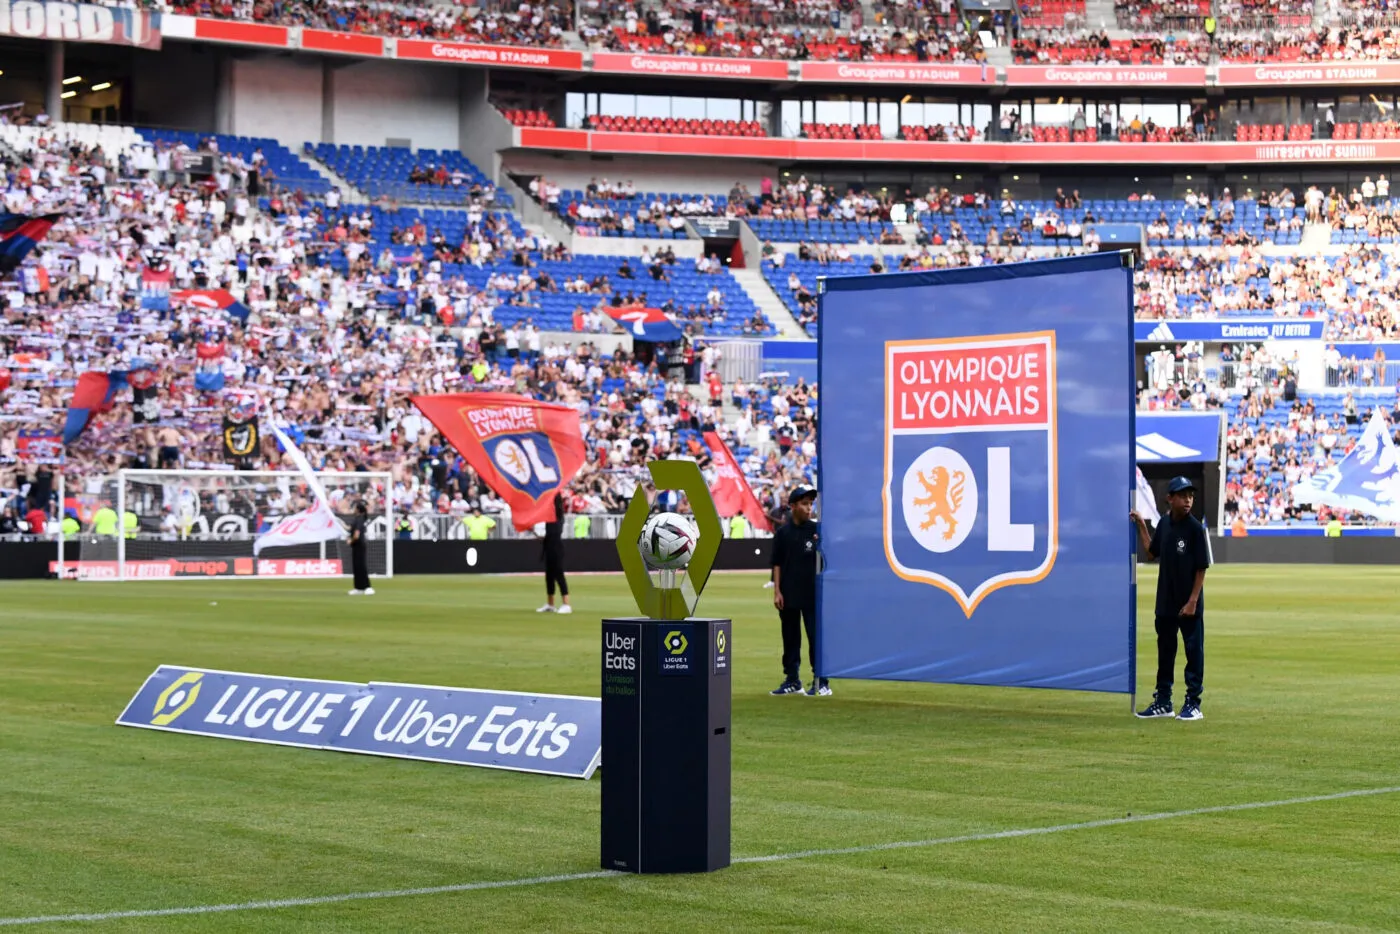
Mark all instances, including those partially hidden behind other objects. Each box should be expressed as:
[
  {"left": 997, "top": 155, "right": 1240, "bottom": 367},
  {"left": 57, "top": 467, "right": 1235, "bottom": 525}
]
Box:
[{"left": 1291, "top": 410, "right": 1400, "bottom": 521}]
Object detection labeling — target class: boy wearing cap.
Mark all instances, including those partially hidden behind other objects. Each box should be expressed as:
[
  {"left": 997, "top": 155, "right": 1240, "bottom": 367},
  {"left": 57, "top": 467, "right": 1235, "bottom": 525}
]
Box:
[
  {"left": 1130, "top": 476, "right": 1212, "bottom": 721},
  {"left": 770, "top": 485, "right": 828, "bottom": 696}
]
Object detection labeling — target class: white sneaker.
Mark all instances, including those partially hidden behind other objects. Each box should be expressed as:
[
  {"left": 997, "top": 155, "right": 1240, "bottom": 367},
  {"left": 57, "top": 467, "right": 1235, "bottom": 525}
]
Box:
[
  {"left": 536, "top": 604, "right": 556, "bottom": 613},
  {"left": 762, "top": 581, "right": 774, "bottom": 589},
  {"left": 348, "top": 590, "right": 364, "bottom": 596},
  {"left": 557, "top": 604, "right": 573, "bottom": 615},
  {"left": 364, "top": 587, "right": 376, "bottom": 596}
]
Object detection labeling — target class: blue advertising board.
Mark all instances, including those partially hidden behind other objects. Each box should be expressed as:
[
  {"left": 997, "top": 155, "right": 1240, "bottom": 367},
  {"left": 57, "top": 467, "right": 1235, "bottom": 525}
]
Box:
[
  {"left": 1136, "top": 412, "right": 1223, "bottom": 463},
  {"left": 117, "top": 665, "right": 601, "bottom": 779},
  {"left": 817, "top": 253, "right": 1135, "bottom": 693},
  {"left": 1135, "top": 318, "right": 1324, "bottom": 342}
]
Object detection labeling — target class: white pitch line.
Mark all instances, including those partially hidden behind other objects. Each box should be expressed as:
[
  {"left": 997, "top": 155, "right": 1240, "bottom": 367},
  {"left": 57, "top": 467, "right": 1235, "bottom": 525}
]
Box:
[{"left": 3, "top": 784, "right": 1398, "bottom": 928}]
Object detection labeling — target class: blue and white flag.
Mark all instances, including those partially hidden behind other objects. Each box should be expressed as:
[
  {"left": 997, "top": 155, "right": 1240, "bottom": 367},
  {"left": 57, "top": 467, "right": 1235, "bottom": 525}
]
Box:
[{"left": 1291, "top": 410, "right": 1400, "bottom": 521}]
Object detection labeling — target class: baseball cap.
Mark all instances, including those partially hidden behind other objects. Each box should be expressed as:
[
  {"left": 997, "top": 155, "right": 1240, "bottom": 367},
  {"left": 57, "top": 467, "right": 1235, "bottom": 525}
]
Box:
[
  {"left": 788, "top": 484, "right": 817, "bottom": 504},
  {"left": 1167, "top": 476, "right": 1196, "bottom": 494}
]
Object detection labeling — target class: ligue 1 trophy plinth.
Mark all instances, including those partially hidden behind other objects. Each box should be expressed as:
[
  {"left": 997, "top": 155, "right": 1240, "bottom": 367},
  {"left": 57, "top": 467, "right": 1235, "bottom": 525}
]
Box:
[{"left": 600, "top": 460, "right": 731, "bottom": 874}]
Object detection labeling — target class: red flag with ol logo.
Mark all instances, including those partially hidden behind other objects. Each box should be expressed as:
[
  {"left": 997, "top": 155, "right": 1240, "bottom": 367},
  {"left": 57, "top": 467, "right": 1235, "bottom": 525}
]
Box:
[
  {"left": 704, "top": 430, "right": 771, "bottom": 531},
  {"left": 412, "top": 392, "right": 587, "bottom": 531}
]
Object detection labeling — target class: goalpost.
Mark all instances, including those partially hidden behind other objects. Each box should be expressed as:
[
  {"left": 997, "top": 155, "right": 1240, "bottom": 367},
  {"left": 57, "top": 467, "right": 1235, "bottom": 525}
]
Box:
[{"left": 69, "top": 470, "right": 393, "bottom": 582}]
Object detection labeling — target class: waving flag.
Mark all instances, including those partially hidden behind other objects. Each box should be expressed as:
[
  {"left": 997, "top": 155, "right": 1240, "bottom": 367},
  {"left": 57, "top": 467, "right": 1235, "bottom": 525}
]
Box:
[
  {"left": 64, "top": 370, "right": 130, "bottom": 444},
  {"left": 255, "top": 413, "right": 345, "bottom": 555},
  {"left": 1291, "top": 410, "right": 1400, "bottom": 521},
  {"left": 412, "top": 392, "right": 587, "bottom": 531},
  {"left": 19, "top": 266, "right": 50, "bottom": 294},
  {"left": 605, "top": 306, "right": 683, "bottom": 343},
  {"left": 703, "top": 430, "right": 771, "bottom": 531},
  {"left": 141, "top": 266, "right": 173, "bottom": 311},
  {"left": 0, "top": 212, "right": 61, "bottom": 275},
  {"left": 173, "top": 289, "right": 250, "bottom": 323},
  {"left": 1135, "top": 466, "right": 1161, "bottom": 524}
]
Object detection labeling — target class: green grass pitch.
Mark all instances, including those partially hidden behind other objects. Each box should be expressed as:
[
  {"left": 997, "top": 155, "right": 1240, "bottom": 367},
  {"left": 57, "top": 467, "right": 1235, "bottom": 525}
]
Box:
[{"left": 2, "top": 566, "right": 1399, "bottom": 932}]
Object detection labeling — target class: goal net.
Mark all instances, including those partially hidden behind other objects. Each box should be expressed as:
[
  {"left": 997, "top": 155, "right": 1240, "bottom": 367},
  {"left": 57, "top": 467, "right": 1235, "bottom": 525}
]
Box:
[{"left": 70, "top": 470, "right": 393, "bottom": 581}]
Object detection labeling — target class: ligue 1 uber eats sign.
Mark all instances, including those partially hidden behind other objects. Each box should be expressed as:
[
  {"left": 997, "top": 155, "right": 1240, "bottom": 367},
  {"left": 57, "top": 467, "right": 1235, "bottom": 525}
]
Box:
[{"left": 118, "top": 666, "right": 602, "bottom": 779}]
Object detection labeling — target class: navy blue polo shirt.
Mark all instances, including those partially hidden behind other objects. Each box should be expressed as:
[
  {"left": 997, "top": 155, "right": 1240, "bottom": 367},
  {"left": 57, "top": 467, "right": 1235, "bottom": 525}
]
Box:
[{"left": 1149, "top": 512, "right": 1212, "bottom": 619}]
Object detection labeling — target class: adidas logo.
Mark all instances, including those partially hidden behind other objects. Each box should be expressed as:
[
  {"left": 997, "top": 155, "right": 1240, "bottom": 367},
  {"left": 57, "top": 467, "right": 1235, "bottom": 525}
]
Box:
[{"left": 1146, "top": 322, "right": 1175, "bottom": 341}]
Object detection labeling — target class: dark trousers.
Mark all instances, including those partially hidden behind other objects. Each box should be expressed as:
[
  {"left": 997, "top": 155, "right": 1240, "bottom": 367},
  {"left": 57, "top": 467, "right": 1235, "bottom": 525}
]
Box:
[
  {"left": 1155, "top": 615, "right": 1203, "bottom": 702},
  {"left": 780, "top": 604, "right": 816, "bottom": 681},
  {"left": 545, "top": 550, "right": 568, "bottom": 597},
  {"left": 351, "top": 548, "right": 370, "bottom": 591}
]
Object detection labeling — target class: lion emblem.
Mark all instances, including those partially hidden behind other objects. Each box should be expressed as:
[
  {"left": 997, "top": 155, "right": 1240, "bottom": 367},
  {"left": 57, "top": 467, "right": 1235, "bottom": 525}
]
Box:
[
  {"left": 912, "top": 466, "right": 966, "bottom": 540},
  {"left": 900, "top": 446, "right": 978, "bottom": 554}
]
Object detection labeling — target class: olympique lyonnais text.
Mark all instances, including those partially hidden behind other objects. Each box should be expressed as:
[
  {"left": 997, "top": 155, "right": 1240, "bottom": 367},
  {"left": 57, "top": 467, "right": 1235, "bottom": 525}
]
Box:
[
  {"left": 892, "top": 341, "right": 1050, "bottom": 430},
  {"left": 465, "top": 405, "right": 537, "bottom": 436}
]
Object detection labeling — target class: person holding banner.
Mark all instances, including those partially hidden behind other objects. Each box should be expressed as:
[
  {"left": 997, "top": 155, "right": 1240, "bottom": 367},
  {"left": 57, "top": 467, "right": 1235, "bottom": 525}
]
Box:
[
  {"left": 1131, "top": 476, "right": 1211, "bottom": 722},
  {"left": 347, "top": 501, "right": 374, "bottom": 596},
  {"left": 537, "top": 492, "right": 572, "bottom": 615}
]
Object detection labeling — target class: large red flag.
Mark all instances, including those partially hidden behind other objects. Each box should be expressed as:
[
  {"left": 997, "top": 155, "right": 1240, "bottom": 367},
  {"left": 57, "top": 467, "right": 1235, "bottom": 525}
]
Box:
[
  {"left": 412, "top": 392, "right": 587, "bottom": 531},
  {"left": 704, "top": 430, "right": 771, "bottom": 532}
]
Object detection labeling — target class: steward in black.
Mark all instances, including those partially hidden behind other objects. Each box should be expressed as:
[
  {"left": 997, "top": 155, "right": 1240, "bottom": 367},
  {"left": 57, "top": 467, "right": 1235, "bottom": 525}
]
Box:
[
  {"left": 1132, "top": 476, "right": 1212, "bottom": 719},
  {"left": 770, "top": 485, "right": 824, "bottom": 694}
]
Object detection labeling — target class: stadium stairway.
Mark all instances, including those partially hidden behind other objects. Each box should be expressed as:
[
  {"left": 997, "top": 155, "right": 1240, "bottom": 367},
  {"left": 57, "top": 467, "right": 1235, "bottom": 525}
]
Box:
[
  {"left": 1302, "top": 222, "right": 1333, "bottom": 251},
  {"left": 729, "top": 267, "right": 810, "bottom": 339},
  {"left": 1084, "top": 0, "right": 1118, "bottom": 31},
  {"left": 499, "top": 174, "right": 575, "bottom": 246},
  {"left": 300, "top": 150, "right": 369, "bottom": 205}
]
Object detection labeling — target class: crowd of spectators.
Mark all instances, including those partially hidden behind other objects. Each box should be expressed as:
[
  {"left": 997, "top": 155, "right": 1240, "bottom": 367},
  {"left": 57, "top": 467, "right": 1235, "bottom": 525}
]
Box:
[
  {"left": 0, "top": 118, "right": 815, "bottom": 539},
  {"left": 168, "top": 0, "right": 573, "bottom": 46},
  {"left": 146, "top": 0, "right": 1400, "bottom": 69}
]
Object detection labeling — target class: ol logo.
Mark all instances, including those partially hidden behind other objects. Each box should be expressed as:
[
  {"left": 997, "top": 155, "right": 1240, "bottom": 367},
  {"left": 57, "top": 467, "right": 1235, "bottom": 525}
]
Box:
[
  {"left": 883, "top": 332, "right": 1059, "bottom": 616},
  {"left": 151, "top": 671, "right": 203, "bottom": 726},
  {"left": 481, "top": 431, "right": 561, "bottom": 498},
  {"left": 665, "top": 630, "right": 689, "bottom": 655}
]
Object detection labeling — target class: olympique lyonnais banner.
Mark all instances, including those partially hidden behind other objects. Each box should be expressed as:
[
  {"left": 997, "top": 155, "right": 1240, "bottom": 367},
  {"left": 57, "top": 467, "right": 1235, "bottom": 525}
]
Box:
[
  {"left": 50, "top": 558, "right": 343, "bottom": 579},
  {"left": 1003, "top": 65, "right": 1207, "bottom": 86},
  {"left": 395, "top": 37, "right": 583, "bottom": 70},
  {"left": 519, "top": 128, "right": 1400, "bottom": 165},
  {"left": 117, "top": 665, "right": 602, "bottom": 779},
  {"left": 1135, "top": 318, "right": 1326, "bottom": 342},
  {"left": 593, "top": 51, "right": 788, "bottom": 80},
  {"left": 0, "top": 0, "right": 160, "bottom": 48},
  {"left": 412, "top": 392, "right": 587, "bottom": 531},
  {"left": 1216, "top": 62, "right": 1400, "bottom": 87},
  {"left": 799, "top": 61, "right": 994, "bottom": 84},
  {"left": 817, "top": 254, "right": 1135, "bottom": 693}
]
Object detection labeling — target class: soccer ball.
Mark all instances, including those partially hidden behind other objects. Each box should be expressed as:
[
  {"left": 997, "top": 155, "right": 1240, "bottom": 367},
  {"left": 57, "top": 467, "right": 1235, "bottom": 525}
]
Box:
[{"left": 639, "top": 512, "right": 700, "bottom": 570}]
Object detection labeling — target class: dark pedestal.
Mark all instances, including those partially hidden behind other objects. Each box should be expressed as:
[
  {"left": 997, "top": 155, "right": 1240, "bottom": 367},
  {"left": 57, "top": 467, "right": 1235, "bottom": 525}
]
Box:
[{"left": 600, "top": 617, "right": 731, "bottom": 874}]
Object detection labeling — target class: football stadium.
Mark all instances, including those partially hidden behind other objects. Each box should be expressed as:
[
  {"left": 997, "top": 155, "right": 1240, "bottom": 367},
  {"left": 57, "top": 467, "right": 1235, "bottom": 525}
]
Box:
[{"left": 3, "top": 0, "right": 1400, "bottom": 928}]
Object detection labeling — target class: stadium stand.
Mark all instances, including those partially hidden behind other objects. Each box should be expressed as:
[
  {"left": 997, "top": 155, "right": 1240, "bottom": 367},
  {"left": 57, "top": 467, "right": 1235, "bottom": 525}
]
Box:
[
  {"left": 308, "top": 143, "right": 505, "bottom": 207},
  {"left": 586, "top": 115, "right": 766, "bottom": 137},
  {"left": 501, "top": 109, "right": 557, "bottom": 129}
]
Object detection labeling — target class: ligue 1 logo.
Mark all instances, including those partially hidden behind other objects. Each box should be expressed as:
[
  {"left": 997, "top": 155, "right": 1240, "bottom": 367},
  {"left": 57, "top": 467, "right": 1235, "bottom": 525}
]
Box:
[
  {"left": 150, "top": 671, "right": 203, "bottom": 726},
  {"left": 884, "top": 331, "right": 1059, "bottom": 616}
]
